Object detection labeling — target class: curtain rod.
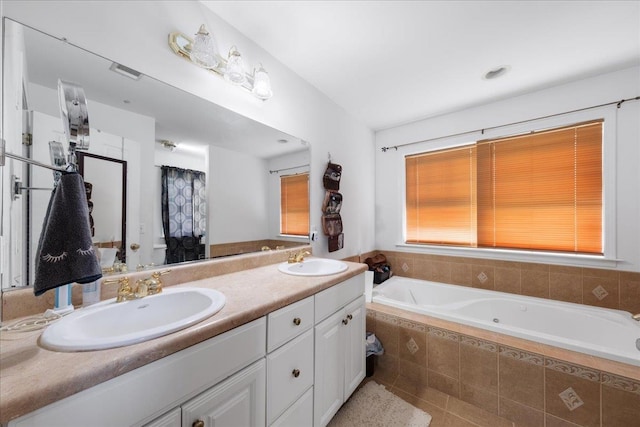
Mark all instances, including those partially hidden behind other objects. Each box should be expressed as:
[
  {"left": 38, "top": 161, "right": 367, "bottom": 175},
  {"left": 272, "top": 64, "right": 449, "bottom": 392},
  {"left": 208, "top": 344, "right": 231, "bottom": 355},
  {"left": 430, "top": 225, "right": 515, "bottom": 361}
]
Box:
[
  {"left": 269, "top": 164, "right": 310, "bottom": 174},
  {"left": 380, "top": 95, "right": 640, "bottom": 152}
]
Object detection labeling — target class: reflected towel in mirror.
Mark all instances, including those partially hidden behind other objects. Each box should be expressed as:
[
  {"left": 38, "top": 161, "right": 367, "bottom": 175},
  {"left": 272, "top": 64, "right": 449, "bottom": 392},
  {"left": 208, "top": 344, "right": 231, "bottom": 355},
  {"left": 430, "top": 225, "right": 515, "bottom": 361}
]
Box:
[{"left": 34, "top": 173, "right": 102, "bottom": 296}]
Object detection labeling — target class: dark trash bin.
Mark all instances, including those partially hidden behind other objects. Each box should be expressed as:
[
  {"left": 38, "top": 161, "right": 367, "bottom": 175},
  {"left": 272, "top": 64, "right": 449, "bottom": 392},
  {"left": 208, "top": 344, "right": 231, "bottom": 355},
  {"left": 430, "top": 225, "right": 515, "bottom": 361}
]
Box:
[{"left": 365, "top": 332, "right": 384, "bottom": 377}]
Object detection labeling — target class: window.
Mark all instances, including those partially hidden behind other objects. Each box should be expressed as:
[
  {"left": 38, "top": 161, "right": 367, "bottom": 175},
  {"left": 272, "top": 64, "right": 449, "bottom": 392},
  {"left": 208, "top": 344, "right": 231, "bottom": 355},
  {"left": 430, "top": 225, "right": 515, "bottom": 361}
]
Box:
[
  {"left": 280, "top": 173, "right": 310, "bottom": 236},
  {"left": 405, "top": 120, "right": 603, "bottom": 255}
]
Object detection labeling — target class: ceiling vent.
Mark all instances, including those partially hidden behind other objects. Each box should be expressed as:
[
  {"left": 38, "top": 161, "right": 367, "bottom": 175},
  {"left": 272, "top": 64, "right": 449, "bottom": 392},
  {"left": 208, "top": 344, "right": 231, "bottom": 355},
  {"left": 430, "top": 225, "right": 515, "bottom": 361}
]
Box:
[{"left": 109, "top": 62, "right": 142, "bottom": 80}]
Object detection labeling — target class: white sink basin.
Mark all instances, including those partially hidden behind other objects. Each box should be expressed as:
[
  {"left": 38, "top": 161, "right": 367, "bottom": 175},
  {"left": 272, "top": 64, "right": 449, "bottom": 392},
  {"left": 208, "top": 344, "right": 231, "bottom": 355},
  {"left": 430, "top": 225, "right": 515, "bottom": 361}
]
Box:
[
  {"left": 278, "top": 258, "right": 348, "bottom": 276},
  {"left": 40, "top": 287, "right": 226, "bottom": 352}
]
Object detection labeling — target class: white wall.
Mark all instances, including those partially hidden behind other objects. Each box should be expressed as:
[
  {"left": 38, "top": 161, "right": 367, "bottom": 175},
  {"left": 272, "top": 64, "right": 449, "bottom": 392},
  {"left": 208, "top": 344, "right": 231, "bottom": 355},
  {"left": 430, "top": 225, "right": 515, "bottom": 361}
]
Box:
[
  {"left": 209, "top": 145, "right": 268, "bottom": 244},
  {"left": 376, "top": 66, "right": 640, "bottom": 272},
  {"left": 1, "top": 0, "right": 376, "bottom": 260}
]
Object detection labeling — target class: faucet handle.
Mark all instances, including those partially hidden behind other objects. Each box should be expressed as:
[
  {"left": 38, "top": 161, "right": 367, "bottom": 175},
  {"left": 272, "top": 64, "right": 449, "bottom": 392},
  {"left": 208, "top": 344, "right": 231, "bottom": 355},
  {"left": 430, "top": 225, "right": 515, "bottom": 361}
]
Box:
[
  {"left": 104, "top": 277, "right": 134, "bottom": 302},
  {"left": 147, "top": 269, "right": 171, "bottom": 295}
]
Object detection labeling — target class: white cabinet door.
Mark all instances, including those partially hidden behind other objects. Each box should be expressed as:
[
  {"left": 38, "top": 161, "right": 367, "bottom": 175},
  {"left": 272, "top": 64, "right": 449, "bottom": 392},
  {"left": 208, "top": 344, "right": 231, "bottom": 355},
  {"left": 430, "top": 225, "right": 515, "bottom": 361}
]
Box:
[
  {"left": 271, "top": 387, "right": 313, "bottom": 427},
  {"left": 144, "top": 408, "right": 181, "bottom": 427},
  {"left": 343, "top": 296, "right": 365, "bottom": 399},
  {"left": 313, "top": 309, "right": 345, "bottom": 427},
  {"left": 182, "top": 359, "right": 266, "bottom": 427}
]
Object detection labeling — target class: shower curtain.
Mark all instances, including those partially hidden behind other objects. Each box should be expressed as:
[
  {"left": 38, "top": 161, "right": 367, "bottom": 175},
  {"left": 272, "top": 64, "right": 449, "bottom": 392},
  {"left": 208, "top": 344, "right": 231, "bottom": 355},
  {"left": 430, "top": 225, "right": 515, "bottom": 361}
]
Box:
[{"left": 161, "top": 166, "right": 207, "bottom": 264}]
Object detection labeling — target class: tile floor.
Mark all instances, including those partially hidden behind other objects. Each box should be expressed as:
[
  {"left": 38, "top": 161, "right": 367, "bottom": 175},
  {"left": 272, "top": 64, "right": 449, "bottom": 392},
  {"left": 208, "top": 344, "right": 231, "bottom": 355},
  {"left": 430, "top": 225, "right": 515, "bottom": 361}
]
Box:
[{"left": 364, "top": 374, "right": 517, "bottom": 427}]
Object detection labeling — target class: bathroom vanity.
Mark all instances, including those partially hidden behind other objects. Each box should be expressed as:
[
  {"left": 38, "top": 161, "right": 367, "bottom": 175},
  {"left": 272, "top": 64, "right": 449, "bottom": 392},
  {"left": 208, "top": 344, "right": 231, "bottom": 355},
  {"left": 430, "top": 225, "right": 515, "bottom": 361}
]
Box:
[{"left": 1, "top": 262, "right": 366, "bottom": 427}]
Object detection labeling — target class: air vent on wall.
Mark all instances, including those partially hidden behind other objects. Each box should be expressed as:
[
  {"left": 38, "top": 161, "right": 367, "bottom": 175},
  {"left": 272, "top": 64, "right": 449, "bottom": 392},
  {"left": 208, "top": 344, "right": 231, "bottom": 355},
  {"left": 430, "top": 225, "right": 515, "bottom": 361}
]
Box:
[{"left": 109, "top": 62, "right": 142, "bottom": 80}]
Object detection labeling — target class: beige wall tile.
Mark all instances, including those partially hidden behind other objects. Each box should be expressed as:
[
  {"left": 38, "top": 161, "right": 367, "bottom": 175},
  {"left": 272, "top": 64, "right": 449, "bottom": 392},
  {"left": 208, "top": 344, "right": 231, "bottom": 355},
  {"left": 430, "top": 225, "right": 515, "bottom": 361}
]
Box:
[
  {"left": 620, "top": 272, "right": 640, "bottom": 314},
  {"left": 495, "top": 266, "right": 521, "bottom": 294},
  {"left": 450, "top": 262, "right": 472, "bottom": 286},
  {"left": 471, "top": 264, "right": 495, "bottom": 290},
  {"left": 431, "top": 261, "right": 453, "bottom": 283},
  {"left": 521, "top": 268, "right": 550, "bottom": 298},
  {"left": 374, "top": 353, "right": 398, "bottom": 386},
  {"left": 582, "top": 276, "right": 619, "bottom": 309},
  {"left": 375, "top": 313, "right": 399, "bottom": 357},
  {"left": 499, "top": 397, "right": 544, "bottom": 427},
  {"left": 428, "top": 328, "right": 460, "bottom": 379},
  {"left": 395, "top": 361, "right": 428, "bottom": 392},
  {"left": 398, "top": 320, "right": 427, "bottom": 366},
  {"left": 459, "top": 337, "right": 498, "bottom": 394},
  {"left": 549, "top": 271, "right": 583, "bottom": 304},
  {"left": 601, "top": 375, "right": 640, "bottom": 427},
  {"left": 582, "top": 267, "right": 619, "bottom": 279},
  {"left": 545, "top": 365, "right": 601, "bottom": 427},
  {"left": 499, "top": 348, "right": 544, "bottom": 410}
]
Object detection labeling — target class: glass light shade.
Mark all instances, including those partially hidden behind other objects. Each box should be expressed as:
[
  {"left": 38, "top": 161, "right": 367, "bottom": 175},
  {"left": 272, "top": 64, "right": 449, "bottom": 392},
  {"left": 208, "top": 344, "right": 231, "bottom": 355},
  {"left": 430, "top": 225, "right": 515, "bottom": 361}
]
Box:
[
  {"left": 252, "top": 65, "right": 273, "bottom": 100},
  {"left": 190, "top": 25, "right": 218, "bottom": 69},
  {"left": 225, "top": 46, "right": 247, "bottom": 85}
]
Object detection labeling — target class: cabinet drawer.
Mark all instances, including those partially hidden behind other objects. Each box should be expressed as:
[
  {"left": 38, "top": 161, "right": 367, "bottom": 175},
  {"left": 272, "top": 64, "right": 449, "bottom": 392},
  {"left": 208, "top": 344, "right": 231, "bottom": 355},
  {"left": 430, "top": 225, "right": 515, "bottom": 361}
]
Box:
[
  {"left": 315, "top": 273, "right": 365, "bottom": 323},
  {"left": 270, "top": 387, "right": 313, "bottom": 427},
  {"left": 267, "top": 295, "right": 314, "bottom": 352},
  {"left": 267, "top": 328, "right": 314, "bottom": 424}
]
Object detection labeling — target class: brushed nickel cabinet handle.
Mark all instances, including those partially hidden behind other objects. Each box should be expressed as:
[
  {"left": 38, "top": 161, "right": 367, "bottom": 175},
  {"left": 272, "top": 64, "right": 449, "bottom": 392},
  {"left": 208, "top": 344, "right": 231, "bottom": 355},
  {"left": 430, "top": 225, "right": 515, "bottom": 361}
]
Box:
[
  {"left": 292, "top": 368, "right": 301, "bottom": 378},
  {"left": 293, "top": 317, "right": 301, "bottom": 326},
  {"left": 342, "top": 318, "right": 349, "bottom": 325},
  {"left": 193, "top": 420, "right": 204, "bottom": 427},
  {"left": 347, "top": 314, "right": 353, "bottom": 320}
]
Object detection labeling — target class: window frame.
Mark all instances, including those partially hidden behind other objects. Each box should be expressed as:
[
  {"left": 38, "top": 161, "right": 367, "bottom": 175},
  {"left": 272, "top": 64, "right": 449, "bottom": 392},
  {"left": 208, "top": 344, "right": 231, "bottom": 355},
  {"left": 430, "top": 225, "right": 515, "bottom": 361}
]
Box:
[{"left": 398, "top": 106, "right": 617, "bottom": 268}]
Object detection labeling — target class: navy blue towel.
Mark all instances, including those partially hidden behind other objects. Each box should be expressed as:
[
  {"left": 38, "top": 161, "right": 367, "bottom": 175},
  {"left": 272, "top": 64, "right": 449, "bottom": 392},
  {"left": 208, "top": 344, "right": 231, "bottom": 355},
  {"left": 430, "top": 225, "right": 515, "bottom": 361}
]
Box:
[{"left": 34, "top": 172, "right": 102, "bottom": 296}]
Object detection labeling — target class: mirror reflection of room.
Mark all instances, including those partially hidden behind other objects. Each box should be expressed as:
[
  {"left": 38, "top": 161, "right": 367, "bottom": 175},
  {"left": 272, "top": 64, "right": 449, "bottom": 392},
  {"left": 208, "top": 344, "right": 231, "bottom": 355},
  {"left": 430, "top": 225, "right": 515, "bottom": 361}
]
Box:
[{"left": 1, "top": 18, "right": 310, "bottom": 289}]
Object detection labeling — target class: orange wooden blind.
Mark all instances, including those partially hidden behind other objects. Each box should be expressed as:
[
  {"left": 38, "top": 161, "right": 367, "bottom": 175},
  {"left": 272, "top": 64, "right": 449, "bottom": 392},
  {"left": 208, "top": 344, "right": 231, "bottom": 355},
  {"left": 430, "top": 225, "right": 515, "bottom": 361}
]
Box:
[
  {"left": 478, "top": 121, "right": 602, "bottom": 253},
  {"left": 281, "top": 173, "right": 310, "bottom": 236},
  {"left": 405, "top": 120, "right": 603, "bottom": 254},
  {"left": 406, "top": 145, "right": 477, "bottom": 246}
]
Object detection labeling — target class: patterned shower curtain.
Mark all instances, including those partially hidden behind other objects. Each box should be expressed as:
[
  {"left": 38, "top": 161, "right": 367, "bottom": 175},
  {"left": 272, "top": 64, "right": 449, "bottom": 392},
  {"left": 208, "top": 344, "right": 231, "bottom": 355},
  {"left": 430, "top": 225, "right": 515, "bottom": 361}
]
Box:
[{"left": 161, "top": 166, "right": 207, "bottom": 264}]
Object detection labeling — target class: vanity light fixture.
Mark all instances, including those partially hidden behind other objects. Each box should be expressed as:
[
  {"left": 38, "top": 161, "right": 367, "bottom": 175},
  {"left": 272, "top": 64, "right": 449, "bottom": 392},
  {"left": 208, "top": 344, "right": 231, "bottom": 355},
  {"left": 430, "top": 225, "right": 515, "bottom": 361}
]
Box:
[
  {"left": 168, "top": 25, "right": 273, "bottom": 100},
  {"left": 160, "top": 140, "right": 177, "bottom": 151}
]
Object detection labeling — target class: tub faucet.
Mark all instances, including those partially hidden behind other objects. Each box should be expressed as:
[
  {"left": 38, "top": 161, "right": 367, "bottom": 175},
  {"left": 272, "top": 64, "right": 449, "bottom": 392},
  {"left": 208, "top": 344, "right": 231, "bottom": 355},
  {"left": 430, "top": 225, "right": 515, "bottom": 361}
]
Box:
[{"left": 633, "top": 313, "right": 640, "bottom": 321}]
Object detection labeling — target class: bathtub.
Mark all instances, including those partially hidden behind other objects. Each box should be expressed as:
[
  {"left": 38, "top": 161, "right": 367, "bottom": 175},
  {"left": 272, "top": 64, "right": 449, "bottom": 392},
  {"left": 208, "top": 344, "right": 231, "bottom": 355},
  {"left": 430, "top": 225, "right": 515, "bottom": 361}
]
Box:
[{"left": 372, "top": 276, "right": 640, "bottom": 367}]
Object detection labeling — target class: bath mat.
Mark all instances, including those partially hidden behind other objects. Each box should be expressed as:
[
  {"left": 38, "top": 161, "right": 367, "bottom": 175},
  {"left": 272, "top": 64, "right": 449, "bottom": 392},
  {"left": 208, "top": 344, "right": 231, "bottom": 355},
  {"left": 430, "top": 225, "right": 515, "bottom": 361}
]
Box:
[{"left": 328, "top": 381, "right": 432, "bottom": 427}]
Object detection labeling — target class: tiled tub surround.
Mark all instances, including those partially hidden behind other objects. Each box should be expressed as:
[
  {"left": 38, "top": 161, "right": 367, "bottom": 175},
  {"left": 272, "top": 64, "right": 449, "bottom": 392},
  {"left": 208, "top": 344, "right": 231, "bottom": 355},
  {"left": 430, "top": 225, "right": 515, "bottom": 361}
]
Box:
[
  {"left": 0, "top": 250, "right": 366, "bottom": 424},
  {"left": 367, "top": 304, "right": 640, "bottom": 427},
  {"left": 360, "top": 251, "right": 640, "bottom": 315},
  {"left": 373, "top": 276, "right": 640, "bottom": 367}
]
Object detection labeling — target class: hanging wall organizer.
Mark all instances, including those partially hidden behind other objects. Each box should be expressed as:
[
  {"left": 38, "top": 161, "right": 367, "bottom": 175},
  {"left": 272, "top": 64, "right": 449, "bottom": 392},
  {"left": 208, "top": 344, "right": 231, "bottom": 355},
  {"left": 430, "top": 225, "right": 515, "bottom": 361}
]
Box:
[{"left": 322, "top": 161, "right": 344, "bottom": 252}]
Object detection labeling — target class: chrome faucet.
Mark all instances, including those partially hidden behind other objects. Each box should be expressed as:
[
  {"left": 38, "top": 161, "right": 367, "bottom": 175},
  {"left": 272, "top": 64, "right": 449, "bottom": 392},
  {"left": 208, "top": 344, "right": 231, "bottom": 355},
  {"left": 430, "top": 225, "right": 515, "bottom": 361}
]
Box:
[
  {"left": 288, "top": 250, "right": 311, "bottom": 263},
  {"left": 632, "top": 313, "right": 640, "bottom": 321}
]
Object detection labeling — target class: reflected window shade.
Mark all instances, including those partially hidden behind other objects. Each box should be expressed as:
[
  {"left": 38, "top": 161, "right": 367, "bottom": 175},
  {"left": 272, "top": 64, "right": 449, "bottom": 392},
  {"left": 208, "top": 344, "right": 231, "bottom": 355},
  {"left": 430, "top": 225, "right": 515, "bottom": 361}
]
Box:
[
  {"left": 477, "top": 121, "right": 602, "bottom": 253},
  {"left": 281, "top": 173, "right": 310, "bottom": 236},
  {"left": 405, "top": 146, "right": 477, "bottom": 246}
]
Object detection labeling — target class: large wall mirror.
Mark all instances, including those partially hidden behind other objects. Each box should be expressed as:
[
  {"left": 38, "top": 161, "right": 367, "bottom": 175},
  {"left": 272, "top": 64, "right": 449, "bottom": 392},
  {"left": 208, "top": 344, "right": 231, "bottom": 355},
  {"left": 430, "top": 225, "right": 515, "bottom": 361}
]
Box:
[{"left": 1, "top": 18, "right": 310, "bottom": 290}]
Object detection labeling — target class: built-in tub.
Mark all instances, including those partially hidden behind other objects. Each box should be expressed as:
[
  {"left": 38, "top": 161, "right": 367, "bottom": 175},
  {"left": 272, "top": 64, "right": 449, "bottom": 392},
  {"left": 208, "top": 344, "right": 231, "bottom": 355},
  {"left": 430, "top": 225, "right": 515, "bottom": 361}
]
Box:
[{"left": 372, "top": 276, "right": 640, "bottom": 367}]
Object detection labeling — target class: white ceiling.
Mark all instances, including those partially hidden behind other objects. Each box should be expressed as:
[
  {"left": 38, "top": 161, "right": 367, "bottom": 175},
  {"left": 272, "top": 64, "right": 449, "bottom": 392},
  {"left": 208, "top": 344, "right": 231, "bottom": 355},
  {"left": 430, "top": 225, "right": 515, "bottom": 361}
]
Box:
[{"left": 203, "top": 1, "right": 640, "bottom": 131}]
